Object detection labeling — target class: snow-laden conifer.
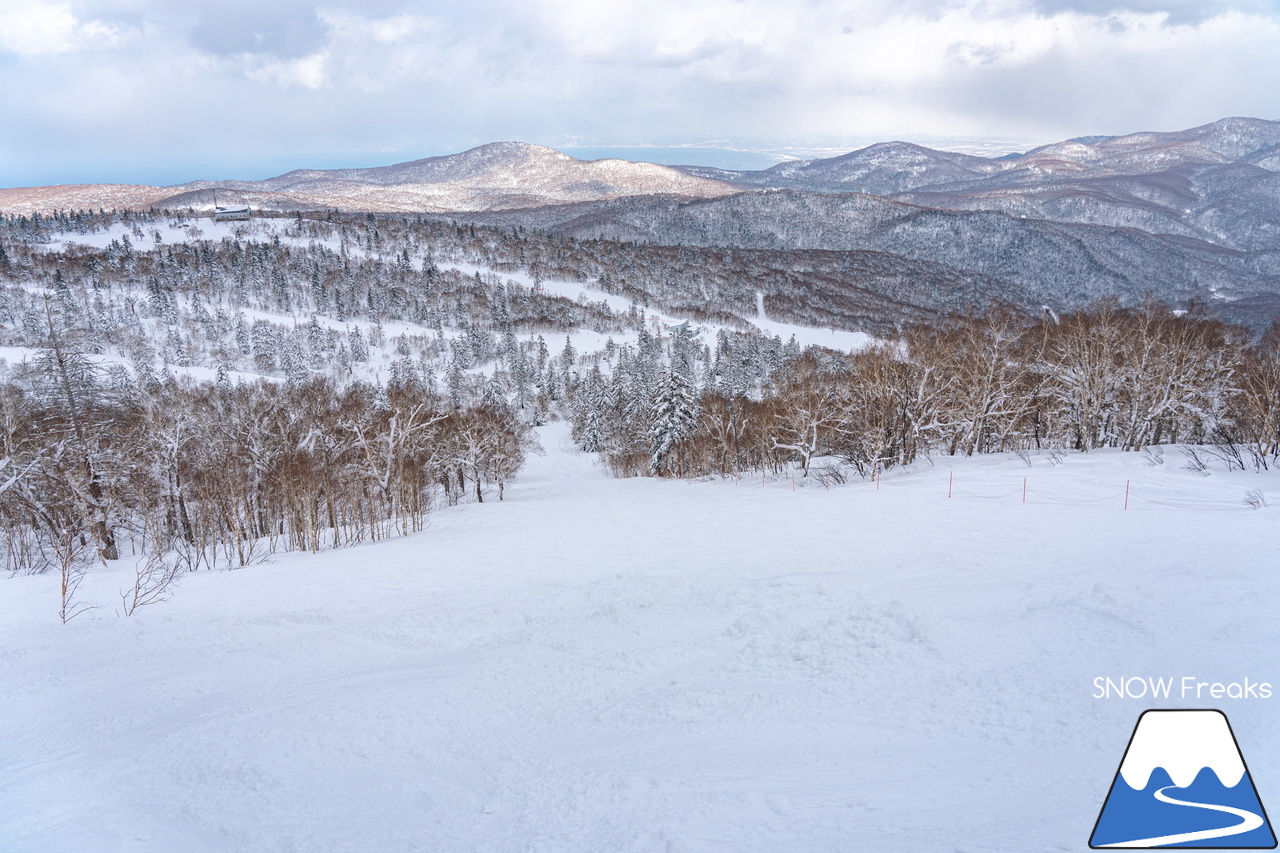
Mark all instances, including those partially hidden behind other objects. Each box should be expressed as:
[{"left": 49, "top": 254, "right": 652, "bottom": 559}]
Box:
[{"left": 650, "top": 367, "right": 698, "bottom": 476}]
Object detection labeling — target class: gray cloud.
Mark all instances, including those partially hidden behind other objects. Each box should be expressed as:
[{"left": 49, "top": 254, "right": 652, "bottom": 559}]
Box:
[
  {"left": 188, "top": 1, "right": 328, "bottom": 58},
  {"left": 1023, "top": 0, "right": 1279, "bottom": 21}
]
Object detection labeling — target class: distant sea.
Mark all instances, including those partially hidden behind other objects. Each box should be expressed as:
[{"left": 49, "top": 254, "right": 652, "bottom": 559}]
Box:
[{"left": 561, "top": 147, "right": 785, "bottom": 170}]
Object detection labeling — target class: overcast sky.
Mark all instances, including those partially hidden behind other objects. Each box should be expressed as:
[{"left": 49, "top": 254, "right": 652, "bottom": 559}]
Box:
[{"left": 2, "top": 0, "right": 1278, "bottom": 186}]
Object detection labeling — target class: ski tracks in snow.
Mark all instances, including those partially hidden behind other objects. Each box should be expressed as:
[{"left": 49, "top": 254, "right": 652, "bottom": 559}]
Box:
[{"left": 4, "top": 422, "right": 1280, "bottom": 850}]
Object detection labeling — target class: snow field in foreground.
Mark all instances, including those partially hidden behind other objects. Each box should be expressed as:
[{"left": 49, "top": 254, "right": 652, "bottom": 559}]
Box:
[{"left": 2, "top": 422, "right": 1279, "bottom": 852}]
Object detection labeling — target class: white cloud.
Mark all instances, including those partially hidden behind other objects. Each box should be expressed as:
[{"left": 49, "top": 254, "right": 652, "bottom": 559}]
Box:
[
  {"left": 0, "top": 1, "right": 125, "bottom": 55},
  {"left": 245, "top": 51, "right": 330, "bottom": 89}
]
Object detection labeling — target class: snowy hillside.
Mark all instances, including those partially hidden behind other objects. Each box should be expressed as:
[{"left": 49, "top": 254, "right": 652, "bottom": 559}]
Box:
[
  {"left": 461, "top": 189, "right": 1280, "bottom": 325},
  {"left": 3, "top": 421, "right": 1278, "bottom": 851},
  {"left": 676, "top": 117, "right": 1280, "bottom": 258}
]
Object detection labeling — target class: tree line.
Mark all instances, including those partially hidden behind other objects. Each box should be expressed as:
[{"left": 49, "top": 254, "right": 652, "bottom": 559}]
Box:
[
  {"left": 571, "top": 303, "right": 1280, "bottom": 479},
  {"left": 1, "top": 341, "right": 537, "bottom": 580}
]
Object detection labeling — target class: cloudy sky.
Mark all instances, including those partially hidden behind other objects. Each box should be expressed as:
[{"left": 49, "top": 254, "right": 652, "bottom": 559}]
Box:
[{"left": 1, "top": 0, "right": 1278, "bottom": 186}]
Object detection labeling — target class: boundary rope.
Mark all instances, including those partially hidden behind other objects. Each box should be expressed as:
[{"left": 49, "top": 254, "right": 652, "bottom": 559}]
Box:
[{"left": 741, "top": 470, "right": 1270, "bottom": 513}]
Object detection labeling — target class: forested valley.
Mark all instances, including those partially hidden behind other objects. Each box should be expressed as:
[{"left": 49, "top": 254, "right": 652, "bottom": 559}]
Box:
[{"left": 2, "top": 208, "right": 1277, "bottom": 613}]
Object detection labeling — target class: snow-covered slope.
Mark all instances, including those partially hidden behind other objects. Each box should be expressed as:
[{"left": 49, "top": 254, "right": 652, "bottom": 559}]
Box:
[
  {"left": 3, "top": 422, "right": 1278, "bottom": 851},
  {"left": 0, "top": 184, "right": 177, "bottom": 216}
]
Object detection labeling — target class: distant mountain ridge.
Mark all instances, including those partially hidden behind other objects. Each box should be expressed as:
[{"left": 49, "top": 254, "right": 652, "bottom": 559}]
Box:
[
  {"left": 677, "top": 117, "right": 1280, "bottom": 252},
  {"left": 0, "top": 142, "right": 738, "bottom": 216},
  {"left": 677, "top": 141, "right": 1003, "bottom": 195},
  {"left": 4, "top": 119, "right": 1278, "bottom": 240},
  {"left": 681, "top": 118, "right": 1280, "bottom": 191},
  {"left": 5, "top": 119, "right": 1280, "bottom": 326}
]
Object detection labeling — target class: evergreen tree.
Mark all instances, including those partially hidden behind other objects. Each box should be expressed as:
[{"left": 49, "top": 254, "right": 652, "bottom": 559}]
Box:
[
  {"left": 281, "top": 333, "right": 308, "bottom": 383},
  {"left": 559, "top": 336, "right": 577, "bottom": 370},
  {"left": 166, "top": 324, "right": 190, "bottom": 367},
  {"left": 234, "top": 315, "right": 251, "bottom": 356},
  {"left": 481, "top": 376, "right": 507, "bottom": 409},
  {"left": 251, "top": 321, "right": 279, "bottom": 373},
  {"left": 446, "top": 351, "right": 467, "bottom": 408},
  {"left": 53, "top": 270, "right": 74, "bottom": 308},
  {"left": 650, "top": 367, "right": 698, "bottom": 476},
  {"left": 307, "top": 318, "right": 328, "bottom": 369},
  {"left": 215, "top": 361, "right": 232, "bottom": 391},
  {"left": 574, "top": 373, "right": 607, "bottom": 453},
  {"left": 535, "top": 335, "right": 549, "bottom": 372},
  {"left": 541, "top": 364, "right": 561, "bottom": 402},
  {"left": 347, "top": 326, "right": 369, "bottom": 363}
]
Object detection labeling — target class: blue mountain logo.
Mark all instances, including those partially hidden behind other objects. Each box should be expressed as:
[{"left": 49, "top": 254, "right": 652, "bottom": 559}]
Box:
[{"left": 1091, "top": 709, "right": 1276, "bottom": 848}]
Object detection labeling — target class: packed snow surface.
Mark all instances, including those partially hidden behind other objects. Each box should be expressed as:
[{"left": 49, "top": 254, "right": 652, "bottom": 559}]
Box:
[{"left": 3, "top": 424, "right": 1279, "bottom": 852}]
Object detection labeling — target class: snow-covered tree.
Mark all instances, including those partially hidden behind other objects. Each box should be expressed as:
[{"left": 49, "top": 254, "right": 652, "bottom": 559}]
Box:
[{"left": 650, "top": 367, "right": 698, "bottom": 476}]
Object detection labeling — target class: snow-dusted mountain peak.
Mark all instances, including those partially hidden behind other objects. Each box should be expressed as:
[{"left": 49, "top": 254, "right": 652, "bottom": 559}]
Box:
[
  {"left": 375, "top": 141, "right": 577, "bottom": 179},
  {"left": 254, "top": 141, "right": 590, "bottom": 189},
  {"left": 1119, "top": 710, "right": 1247, "bottom": 790}
]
